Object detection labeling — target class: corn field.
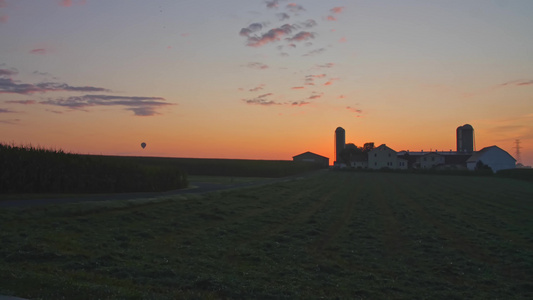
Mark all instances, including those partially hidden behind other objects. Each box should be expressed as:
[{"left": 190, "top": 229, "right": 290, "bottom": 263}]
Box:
[{"left": 0, "top": 143, "right": 188, "bottom": 193}]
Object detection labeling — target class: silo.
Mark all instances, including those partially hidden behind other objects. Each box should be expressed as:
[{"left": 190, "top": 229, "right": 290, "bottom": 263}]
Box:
[
  {"left": 335, "top": 127, "right": 346, "bottom": 163},
  {"left": 456, "top": 124, "right": 474, "bottom": 153}
]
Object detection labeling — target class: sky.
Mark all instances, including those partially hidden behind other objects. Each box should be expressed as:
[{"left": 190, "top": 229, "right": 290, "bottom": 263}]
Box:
[{"left": 1, "top": 0, "right": 532, "bottom": 166}]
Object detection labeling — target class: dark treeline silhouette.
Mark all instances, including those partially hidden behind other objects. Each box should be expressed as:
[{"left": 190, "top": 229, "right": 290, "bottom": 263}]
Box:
[{"left": 0, "top": 143, "right": 187, "bottom": 193}]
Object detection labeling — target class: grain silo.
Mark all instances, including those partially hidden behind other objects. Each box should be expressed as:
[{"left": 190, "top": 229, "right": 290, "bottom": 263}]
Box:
[
  {"left": 456, "top": 124, "right": 475, "bottom": 153},
  {"left": 335, "top": 127, "right": 346, "bottom": 163}
]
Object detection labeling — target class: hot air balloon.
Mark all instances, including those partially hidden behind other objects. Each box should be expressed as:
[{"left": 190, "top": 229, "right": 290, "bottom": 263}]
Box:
[{"left": 141, "top": 142, "right": 146, "bottom": 149}]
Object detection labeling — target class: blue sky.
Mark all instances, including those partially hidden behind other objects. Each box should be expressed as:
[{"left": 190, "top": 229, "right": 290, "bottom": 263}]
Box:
[{"left": 1, "top": 0, "right": 532, "bottom": 165}]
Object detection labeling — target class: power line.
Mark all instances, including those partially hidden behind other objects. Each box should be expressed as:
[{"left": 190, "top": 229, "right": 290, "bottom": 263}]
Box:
[{"left": 514, "top": 139, "right": 521, "bottom": 164}]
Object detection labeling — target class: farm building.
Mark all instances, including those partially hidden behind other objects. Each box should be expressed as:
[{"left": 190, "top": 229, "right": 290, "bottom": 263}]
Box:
[
  {"left": 335, "top": 125, "right": 516, "bottom": 172},
  {"left": 368, "top": 144, "right": 407, "bottom": 170},
  {"left": 466, "top": 146, "right": 516, "bottom": 173},
  {"left": 293, "top": 151, "right": 329, "bottom": 167}
]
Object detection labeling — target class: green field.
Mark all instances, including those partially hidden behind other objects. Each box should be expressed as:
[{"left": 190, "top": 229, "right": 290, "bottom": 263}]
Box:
[{"left": 1, "top": 171, "right": 532, "bottom": 299}]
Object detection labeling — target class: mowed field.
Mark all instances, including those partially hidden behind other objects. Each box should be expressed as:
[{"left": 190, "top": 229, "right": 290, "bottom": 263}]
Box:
[{"left": 1, "top": 171, "right": 532, "bottom": 299}]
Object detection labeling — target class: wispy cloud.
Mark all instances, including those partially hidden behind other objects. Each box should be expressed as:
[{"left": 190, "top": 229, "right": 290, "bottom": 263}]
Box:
[
  {"left": 0, "top": 0, "right": 7, "bottom": 8},
  {"left": 347, "top": 106, "right": 363, "bottom": 117},
  {"left": 317, "top": 63, "right": 334, "bottom": 68},
  {"left": 29, "top": 48, "right": 47, "bottom": 55},
  {"left": 0, "top": 68, "right": 18, "bottom": 77},
  {"left": 245, "top": 24, "right": 295, "bottom": 47},
  {"left": 243, "top": 98, "right": 281, "bottom": 106},
  {"left": 5, "top": 100, "right": 36, "bottom": 105},
  {"left": 0, "top": 78, "right": 110, "bottom": 94},
  {"left": 0, "top": 119, "right": 20, "bottom": 125},
  {"left": 303, "top": 48, "right": 326, "bottom": 56},
  {"left": 291, "top": 101, "right": 310, "bottom": 106},
  {"left": 304, "top": 74, "right": 326, "bottom": 85},
  {"left": 301, "top": 19, "right": 317, "bottom": 28},
  {"left": 0, "top": 108, "right": 17, "bottom": 113},
  {"left": 41, "top": 95, "right": 174, "bottom": 116},
  {"left": 59, "top": 0, "right": 86, "bottom": 7},
  {"left": 288, "top": 31, "right": 315, "bottom": 41},
  {"left": 326, "top": 6, "right": 344, "bottom": 21},
  {"left": 245, "top": 62, "right": 269, "bottom": 70},
  {"left": 286, "top": 3, "right": 305, "bottom": 13},
  {"left": 330, "top": 7, "right": 345, "bottom": 14},
  {"left": 517, "top": 80, "right": 533, "bottom": 86},
  {"left": 258, "top": 93, "right": 273, "bottom": 98},
  {"left": 324, "top": 78, "right": 339, "bottom": 86},
  {"left": 239, "top": 23, "right": 264, "bottom": 37},
  {"left": 266, "top": 0, "right": 279, "bottom": 9},
  {"left": 308, "top": 92, "right": 323, "bottom": 100},
  {"left": 59, "top": 0, "right": 73, "bottom": 7},
  {"left": 291, "top": 86, "right": 305, "bottom": 90},
  {"left": 0, "top": 15, "right": 8, "bottom": 24},
  {"left": 249, "top": 84, "right": 265, "bottom": 92},
  {"left": 499, "top": 80, "right": 533, "bottom": 87},
  {"left": 276, "top": 12, "right": 290, "bottom": 21},
  {"left": 33, "top": 71, "right": 54, "bottom": 77}
]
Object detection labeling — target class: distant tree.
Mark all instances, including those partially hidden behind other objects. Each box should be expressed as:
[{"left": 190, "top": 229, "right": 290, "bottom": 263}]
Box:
[
  {"left": 340, "top": 144, "right": 363, "bottom": 165},
  {"left": 363, "top": 142, "right": 375, "bottom": 152},
  {"left": 475, "top": 160, "right": 493, "bottom": 174}
]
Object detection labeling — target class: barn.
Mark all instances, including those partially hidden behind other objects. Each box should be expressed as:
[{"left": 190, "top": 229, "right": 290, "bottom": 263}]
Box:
[
  {"left": 466, "top": 145, "right": 516, "bottom": 173},
  {"left": 293, "top": 151, "right": 329, "bottom": 167}
]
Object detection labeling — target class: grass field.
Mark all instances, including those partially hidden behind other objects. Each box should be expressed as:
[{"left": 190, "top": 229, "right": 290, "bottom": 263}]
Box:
[{"left": 1, "top": 171, "right": 532, "bottom": 299}]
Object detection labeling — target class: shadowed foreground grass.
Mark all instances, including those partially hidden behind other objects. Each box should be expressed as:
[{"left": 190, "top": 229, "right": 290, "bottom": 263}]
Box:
[{"left": 1, "top": 172, "right": 532, "bottom": 299}]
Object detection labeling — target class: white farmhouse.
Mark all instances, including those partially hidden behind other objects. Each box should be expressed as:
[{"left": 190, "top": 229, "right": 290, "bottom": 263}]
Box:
[
  {"left": 466, "top": 146, "right": 516, "bottom": 173},
  {"left": 417, "top": 152, "right": 445, "bottom": 169},
  {"left": 369, "top": 144, "right": 402, "bottom": 169}
]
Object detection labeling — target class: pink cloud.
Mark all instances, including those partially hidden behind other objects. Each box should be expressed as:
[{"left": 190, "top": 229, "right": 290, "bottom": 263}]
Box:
[
  {"left": 247, "top": 24, "right": 295, "bottom": 47},
  {"left": 327, "top": 15, "right": 336, "bottom": 21},
  {"left": 0, "top": 15, "right": 8, "bottom": 24},
  {"left": 288, "top": 31, "right": 315, "bottom": 41},
  {"left": 500, "top": 80, "right": 533, "bottom": 87},
  {"left": 324, "top": 78, "right": 339, "bottom": 86},
  {"left": 59, "top": 0, "right": 73, "bottom": 7},
  {"left": 287, "top": 3, "right": 305, "bottom": 12},
  {"left": 331, "top": 7, "right": 344, "bottom": 14},
  {"left": 338, "top": 95, "right": 345, "bottom": 99},
  {"left": 266, "top": 0, "right": 279, "bottom": 9},
  {"left": 317, "top": 63, "right": 334, "bottom": 68},
  {"left": 58, "top": 0, "right": 85, "bottom": 7},
  {"left": 308, "top": 93, "right": 323, "bottom": 99},
  {"left": 291, "top": 86, "right": 305, "bottom": 90},
  {"left": 258, "top": 93, "right": 273, "bottom": 98},
  {"left": 30, "top": 48, "right": 47, "bottom": 55},
  {"left": 249, "top": 84, "right": 265, "bottom": 92},
  {"left": 347, "top": 106, "right": 362, "bottom": 114},
  {"left": 6, "top": 100, "right": 36, "bottom": 105},
  {"left": 291, "top": 101, "right": 310, "bottom": 106},
  {"left": 517, "top": 80, "right": 533, "bottom": 86},
  {"left": 246, "top": 62, "right": 269, "bottom": 70},
  {"left": 339, "top": 37, "right": 346, "bottom": 43},
  {"left": 0, "top": 0, "right": 7, "bottom": 8}
]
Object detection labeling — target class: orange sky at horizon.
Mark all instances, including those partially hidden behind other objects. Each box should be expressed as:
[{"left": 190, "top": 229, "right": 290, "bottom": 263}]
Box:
[{"left": 1, "top": 1, "right": 532, "bottom": 166}]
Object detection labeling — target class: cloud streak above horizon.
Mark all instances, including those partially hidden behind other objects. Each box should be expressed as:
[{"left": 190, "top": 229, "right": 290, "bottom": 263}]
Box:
[
  {"left": 41, "top": 95, "right": 174, "bottom": 116},
  {"left": 0, "top": 78, "right": 110, "bottom": 94}
]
